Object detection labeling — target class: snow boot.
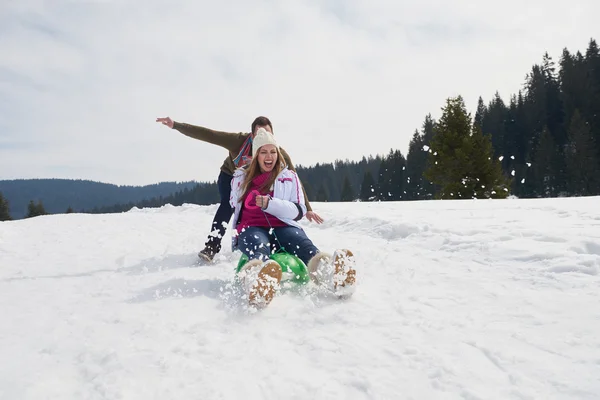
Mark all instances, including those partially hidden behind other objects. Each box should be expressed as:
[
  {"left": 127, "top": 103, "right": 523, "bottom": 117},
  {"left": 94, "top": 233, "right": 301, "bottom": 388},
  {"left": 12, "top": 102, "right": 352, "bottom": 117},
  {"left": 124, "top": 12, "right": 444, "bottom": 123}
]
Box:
[
  {"left": 197, "top": 248, "right": 214, "bottom": 263},
  {"left": 198, "top": 238, "right": 223, "bottom": 262},
  {"left": 239, "top": 259, "right": 282, "bottom": 308},
  {"left": 307, "top": 249, "right": 356, "bottom": 296},
  {"left": 307, "top": 252, "right": 333, "bottom": 285},
  {"left": 332, "top": 249, "right": 356, "bottom": 295}
]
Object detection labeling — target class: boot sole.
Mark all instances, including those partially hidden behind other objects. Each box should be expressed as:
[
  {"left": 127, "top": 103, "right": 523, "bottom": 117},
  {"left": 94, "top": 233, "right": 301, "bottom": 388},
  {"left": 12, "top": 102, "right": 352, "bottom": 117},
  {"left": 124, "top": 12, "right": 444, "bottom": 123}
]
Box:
[
  {"left": 249, "top": 261, "right": 283, "bottom": 308},
  {"left": 333, "top": 249, "right": 357, "bottom": 291},
  {"left": 197, "top": 252, "right": 214, "bottom": 263}
]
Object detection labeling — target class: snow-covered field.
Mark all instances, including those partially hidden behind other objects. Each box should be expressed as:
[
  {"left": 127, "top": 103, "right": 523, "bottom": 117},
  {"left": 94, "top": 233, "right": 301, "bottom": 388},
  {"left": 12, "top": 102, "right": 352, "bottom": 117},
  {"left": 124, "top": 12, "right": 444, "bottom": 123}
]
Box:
[{"left": 1, "top": 197, "right": 599, "bottom": 399}]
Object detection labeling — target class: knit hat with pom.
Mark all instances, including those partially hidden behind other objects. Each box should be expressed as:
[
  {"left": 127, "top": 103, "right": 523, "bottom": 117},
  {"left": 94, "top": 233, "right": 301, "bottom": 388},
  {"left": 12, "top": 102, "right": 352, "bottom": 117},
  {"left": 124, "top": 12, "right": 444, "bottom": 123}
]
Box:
[{"left": 252, "top": 127, "right": 278, "bottom": 156}]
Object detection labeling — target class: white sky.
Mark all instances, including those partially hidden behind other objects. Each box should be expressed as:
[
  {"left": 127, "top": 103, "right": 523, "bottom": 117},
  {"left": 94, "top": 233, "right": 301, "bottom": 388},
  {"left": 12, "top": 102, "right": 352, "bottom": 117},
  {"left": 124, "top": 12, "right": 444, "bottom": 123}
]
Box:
[{"left": 1, "top": 0, "right": 598, "bottom": 185}]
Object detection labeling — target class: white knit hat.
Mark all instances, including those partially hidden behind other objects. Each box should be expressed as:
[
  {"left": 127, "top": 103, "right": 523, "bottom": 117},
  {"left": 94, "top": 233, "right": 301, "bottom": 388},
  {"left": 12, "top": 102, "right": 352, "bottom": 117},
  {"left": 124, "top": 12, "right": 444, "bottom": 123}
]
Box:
[{"left": 252, "top": 127, "right": 279, "bottom": 156}]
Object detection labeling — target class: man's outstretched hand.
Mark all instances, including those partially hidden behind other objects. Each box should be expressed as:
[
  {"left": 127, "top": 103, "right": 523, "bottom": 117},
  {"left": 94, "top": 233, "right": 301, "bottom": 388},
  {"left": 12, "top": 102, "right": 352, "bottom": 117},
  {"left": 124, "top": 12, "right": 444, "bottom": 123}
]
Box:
[{"left": 156, "top": 117, "right": 174, "bottom": 129}]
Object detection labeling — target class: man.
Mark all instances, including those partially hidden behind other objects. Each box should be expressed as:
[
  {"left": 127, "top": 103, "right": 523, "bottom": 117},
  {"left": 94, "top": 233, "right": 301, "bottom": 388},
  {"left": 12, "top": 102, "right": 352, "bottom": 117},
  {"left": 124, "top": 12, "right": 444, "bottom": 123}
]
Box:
[{"left": 156, "top": 115, "right": 323, "bottom": 262}]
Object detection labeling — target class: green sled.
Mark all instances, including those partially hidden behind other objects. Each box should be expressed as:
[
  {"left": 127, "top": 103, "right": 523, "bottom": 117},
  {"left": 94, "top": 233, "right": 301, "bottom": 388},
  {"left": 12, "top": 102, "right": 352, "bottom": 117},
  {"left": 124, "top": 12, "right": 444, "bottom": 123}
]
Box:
[{"left": 235, "top": 252, "right": 311, "bottom": 285}]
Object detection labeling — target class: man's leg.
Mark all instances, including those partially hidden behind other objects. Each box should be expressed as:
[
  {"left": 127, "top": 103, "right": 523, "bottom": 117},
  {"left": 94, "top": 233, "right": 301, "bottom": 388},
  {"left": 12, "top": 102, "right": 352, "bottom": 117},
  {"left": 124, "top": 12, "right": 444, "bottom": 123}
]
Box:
[
  {"left": 271, "top": 226, "right": 319, "bottom": 265},
  {"left": 200, "top": 171, "right": 234, "bottom": 260}
]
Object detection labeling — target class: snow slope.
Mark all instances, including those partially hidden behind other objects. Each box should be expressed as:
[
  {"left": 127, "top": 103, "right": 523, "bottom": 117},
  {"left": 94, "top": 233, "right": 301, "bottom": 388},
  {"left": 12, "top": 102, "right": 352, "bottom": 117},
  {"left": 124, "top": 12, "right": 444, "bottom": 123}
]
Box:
[{"left": 1, "top": 197, "right": 599, "bottom": 399}]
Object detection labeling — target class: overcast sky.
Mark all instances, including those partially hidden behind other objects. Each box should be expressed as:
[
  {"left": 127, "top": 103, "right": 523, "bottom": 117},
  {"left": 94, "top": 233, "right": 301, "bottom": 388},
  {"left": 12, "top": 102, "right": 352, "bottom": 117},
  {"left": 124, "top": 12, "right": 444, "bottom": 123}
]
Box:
[{"left": 1, "top": 0, "right": 598, "bottom": 186}]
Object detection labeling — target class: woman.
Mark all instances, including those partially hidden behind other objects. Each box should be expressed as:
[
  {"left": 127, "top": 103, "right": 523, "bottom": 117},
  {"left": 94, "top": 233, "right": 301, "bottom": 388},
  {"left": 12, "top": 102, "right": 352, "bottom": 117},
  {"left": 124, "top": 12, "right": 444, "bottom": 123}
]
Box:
[
  {"left": 156, "top": 115, "right": 324, "bottom": 263},
  {"left": 229, "top": 128, "right": 356, "bottom": 307}
]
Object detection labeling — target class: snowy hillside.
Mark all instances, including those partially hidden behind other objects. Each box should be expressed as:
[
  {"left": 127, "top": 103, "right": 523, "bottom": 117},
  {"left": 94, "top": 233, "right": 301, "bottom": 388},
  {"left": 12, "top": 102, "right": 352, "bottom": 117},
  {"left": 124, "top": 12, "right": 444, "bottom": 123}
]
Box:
[{"left": 1, "top": 197, "right": 599, "bottom": 399}]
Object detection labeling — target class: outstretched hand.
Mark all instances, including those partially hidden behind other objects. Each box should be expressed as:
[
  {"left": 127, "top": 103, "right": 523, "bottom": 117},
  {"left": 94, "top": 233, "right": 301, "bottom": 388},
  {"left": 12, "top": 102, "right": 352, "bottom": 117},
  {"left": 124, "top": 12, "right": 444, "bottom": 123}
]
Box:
[
  {"left": 306, "top": 211, "right": 324, "bottom": 224},
  {"left": 156, "top": 117, "right": 174, "bottom": 129}
]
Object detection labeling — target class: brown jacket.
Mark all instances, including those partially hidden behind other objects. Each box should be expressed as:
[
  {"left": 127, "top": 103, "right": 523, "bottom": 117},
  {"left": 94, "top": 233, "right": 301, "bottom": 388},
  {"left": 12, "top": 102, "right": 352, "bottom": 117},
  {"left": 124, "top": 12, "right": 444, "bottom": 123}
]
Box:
[{"left": 172, "top": 122, "right": 313, "bottom": 211}]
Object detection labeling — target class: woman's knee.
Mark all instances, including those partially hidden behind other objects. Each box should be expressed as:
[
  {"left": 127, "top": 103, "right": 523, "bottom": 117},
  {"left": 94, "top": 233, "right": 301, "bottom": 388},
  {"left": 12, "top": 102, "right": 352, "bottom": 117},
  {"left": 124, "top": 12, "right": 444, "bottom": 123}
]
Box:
[
  {"left": 296, "top": 242, "right": 319, "bottom": 265},
  {"left": 287, "top": 237, "right": 319, "bottom": 265},
  {"left": 240, "top": 229, "right": 271, "bottom": 260}
]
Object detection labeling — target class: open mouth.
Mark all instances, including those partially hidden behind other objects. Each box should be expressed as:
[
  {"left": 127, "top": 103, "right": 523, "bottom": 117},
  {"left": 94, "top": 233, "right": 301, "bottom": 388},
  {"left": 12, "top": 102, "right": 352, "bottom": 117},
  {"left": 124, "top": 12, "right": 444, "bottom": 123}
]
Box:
[{"left": 264, "top": 160, "right": 274, "bottom": 168}]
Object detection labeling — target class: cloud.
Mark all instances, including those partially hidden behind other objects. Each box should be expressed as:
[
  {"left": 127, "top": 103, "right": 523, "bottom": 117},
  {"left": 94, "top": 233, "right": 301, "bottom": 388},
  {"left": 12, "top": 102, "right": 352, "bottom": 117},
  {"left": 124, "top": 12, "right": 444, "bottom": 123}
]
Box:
[{"left": 0, "top": 0, "right": 598, "bottom": 185}]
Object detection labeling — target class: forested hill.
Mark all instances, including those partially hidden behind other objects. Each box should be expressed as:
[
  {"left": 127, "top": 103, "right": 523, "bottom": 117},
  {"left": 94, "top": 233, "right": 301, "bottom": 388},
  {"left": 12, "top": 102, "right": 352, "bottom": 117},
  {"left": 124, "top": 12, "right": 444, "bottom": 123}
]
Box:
[{"left": 0, "top": 179, "right": 199, "bottom": 219}]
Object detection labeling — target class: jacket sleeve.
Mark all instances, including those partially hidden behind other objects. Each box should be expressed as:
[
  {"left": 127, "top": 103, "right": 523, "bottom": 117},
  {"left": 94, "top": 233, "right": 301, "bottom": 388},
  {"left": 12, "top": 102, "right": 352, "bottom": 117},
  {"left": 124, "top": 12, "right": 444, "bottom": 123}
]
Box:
[
  {"left": 230, "top": 172, "right": 244, "bottom": 208},
  {"left": 280, "top": 147, "right": 313, "bottom": 212},
  {"left": 172, "top": 122, "right": 247, "bottom": 153},
  {"left": 264, "top": 171, "right": 307, "bottom": 221}
]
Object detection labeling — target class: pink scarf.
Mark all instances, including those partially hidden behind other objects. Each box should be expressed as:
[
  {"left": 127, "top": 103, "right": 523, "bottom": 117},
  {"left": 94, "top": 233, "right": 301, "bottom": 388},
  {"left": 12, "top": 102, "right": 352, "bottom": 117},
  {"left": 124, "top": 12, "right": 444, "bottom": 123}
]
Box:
[{"left": 243, "top": 172, "right": 273, "bottom": 208}]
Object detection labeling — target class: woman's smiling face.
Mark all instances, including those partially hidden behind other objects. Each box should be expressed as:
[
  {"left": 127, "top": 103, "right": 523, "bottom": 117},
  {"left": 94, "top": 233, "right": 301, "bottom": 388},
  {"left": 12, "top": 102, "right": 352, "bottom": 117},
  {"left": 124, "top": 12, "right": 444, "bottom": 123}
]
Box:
[{"left": 257, "top": 144, "right": 278, "bottom": 173}]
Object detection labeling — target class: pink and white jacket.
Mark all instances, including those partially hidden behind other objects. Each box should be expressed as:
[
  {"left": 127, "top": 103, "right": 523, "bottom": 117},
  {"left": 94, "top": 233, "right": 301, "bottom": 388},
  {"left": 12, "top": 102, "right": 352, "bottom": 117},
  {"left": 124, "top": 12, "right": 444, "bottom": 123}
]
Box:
[{"left": 229, "top": 166, "right": 307, "bottom": 244}]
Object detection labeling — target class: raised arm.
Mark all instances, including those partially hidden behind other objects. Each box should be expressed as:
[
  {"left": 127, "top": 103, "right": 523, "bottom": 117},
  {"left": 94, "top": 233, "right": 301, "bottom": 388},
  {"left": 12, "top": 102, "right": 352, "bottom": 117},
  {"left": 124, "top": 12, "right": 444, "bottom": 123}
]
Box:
[{"left": 156, "top": 117, "right": 246, "bottom": 153}]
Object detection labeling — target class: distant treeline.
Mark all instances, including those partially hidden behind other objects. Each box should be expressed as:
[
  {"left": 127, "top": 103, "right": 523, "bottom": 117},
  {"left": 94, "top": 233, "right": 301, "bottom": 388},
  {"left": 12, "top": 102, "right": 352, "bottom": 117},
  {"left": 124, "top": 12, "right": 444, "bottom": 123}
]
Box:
[
  {"left": 1, "top": 38, "right": 599, "bottom": 221},
  {"left": 0, "top": 179, "right": 198, "bottom": 220},
  {"left": 85, "top": 182, "right": 219, "bottom": 214}
]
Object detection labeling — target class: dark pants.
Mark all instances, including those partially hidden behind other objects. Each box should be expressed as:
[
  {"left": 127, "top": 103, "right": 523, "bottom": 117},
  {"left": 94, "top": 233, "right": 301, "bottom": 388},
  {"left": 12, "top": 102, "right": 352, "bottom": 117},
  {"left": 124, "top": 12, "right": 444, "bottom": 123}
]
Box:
[
  {"left": 204, "top": 171, "right": 234, "bottom": 255},
  {"left": 238, "top": 226, "right": 319, "bottom": 265}
]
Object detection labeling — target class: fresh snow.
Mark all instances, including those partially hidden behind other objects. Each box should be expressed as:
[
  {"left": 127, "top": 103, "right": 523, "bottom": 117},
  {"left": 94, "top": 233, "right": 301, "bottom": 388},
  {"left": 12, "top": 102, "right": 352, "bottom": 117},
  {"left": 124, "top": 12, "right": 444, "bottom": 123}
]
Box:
[{"left": 1, "top": 197, "right": 599, "bottom": 399}]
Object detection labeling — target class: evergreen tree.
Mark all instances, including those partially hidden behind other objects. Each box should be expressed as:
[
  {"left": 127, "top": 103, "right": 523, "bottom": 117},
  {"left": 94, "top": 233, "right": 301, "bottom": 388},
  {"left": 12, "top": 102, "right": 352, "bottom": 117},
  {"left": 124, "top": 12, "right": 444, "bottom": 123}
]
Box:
[
  {"left": 359, "top": 171, "right": 376, "bottom": 201},
  {"left": 425, "top": 96, "right": 510, "bottom": 199},
  {"left": 390, "top": 150, "right": 407, "bottom": 200},
  {"left": 542, "top": 52, "right": 567, "bottom": 146},
  {"left": 405, "top": 116, "right": 437, "bottom": 200},
  {"left": 316, "top": 184, "right": 329, "bottom": 202},
  {"left": 424, "top": 96, "right": 474, "bottom": 199},
  {"left": 584, "top": 39, "right": 600, "bottom": 162},
  {"left": 301, "top": 181, "right": 315, "bottom": 201},
  {"left": 565, "top": 110, "right": 600, "bottom": 195},
  {"left": 503, "top": 96, "right": 519, "bottom": 172},
  {"left": 474, "top": 96, "right": 486, "bottom": 130},
  {"left": 36, "top": 200, "right": 48, "bottom": 216},
  {"left": 405, "top": 130, "right": 427, "bottom": 200},
  {"left": 376, "top": 155, "right": 391, "bottom": 200},
  {"left": 513, "top": 91, "right": 537, "bottom": 197},
  {"left": 26, "top": 200, "right": 36, "bottom": 217},
  {"left": 340, "top": 176, "right": 354, "bottom": 202},
  {"left": 375, "top": 149, "right": 406, "bottom": 201},
  {"left": 514, "top": 91, "right": 531, "bottom": 163},
  {"left": 26, "top": 200, "right": 48, "bottom": 218},
  {"left": 421, "top": 114, "right": 436, "bottom": 144},
  {"left": 532, "top": 127, "right": 557, "bottom": 197},
  {"left": 419, "top": 115, "right": 437, "bottom": 199},
  {"left": 525, "top": 64, "right": 548, "bottom": 141},
  {"left": 66, "top": 206, "right": 74, "bottom": 214},
  {"left": 467, "top": 124, "right": 511, "bottom": 198},
  {"left": 482, "top": 92, "right": 507, "bottom": 159},
  {"left": 559, "top": 48, "right": 586, "bottom": 127},
  {"left": 0, "top": 192, "right": 12, "bottom": 221}
]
